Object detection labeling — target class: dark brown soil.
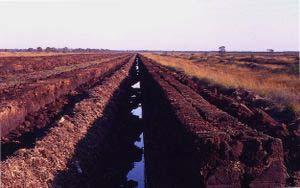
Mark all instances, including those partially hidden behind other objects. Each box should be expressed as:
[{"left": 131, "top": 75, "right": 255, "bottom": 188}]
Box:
[
  {"left": 1, "top": 53, "right": 298, "bottom": 187},
  {"left": 1, "top": 55, "right": 136, "bottom": 187},
  {"left": 145, "top": 56, "right": 300, "bottom": 186},
  {"left": 139, "top": 55, "right": 290, "bottom": 187},
  {"left": 0, "top": 54, "right": 131, "bottom": 139},
  {"left": 0, "top": 53, "right": 123, "bottom": 75}
]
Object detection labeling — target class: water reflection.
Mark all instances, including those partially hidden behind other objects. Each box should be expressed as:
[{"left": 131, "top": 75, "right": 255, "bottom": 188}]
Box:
[
  {"left": 126, "top": 57, "right": 145, "bottom": 188},
  {"left": 127, "top": 132, "right": 145, "bottom": 188},
  {"left": 132, "top": 81, "right": 141, "bottom": 89},
  {"left": 131, "top": 104, "right": 142, "bottom": 119}
]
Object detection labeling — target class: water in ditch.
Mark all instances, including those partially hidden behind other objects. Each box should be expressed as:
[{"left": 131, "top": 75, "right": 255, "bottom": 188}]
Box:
[{"left": 126, "top": 57, "right": 145, "bottom": 188}]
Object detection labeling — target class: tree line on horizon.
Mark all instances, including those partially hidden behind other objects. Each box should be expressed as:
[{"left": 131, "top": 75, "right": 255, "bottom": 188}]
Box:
[{"left": 0, "top": 47, "right": 111, "bottom": 53}]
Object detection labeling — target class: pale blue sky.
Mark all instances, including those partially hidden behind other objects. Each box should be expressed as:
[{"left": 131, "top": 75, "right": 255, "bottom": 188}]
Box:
[{"left": 0, "top": 0, "right": 299, "bottom": 51}]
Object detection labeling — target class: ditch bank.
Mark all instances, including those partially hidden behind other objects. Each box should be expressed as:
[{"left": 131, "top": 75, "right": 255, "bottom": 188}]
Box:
[
  {"left": 142, "top": 56, "right": 300, "bottom": 186},
  {"left": 52, "top": 55, "right": 145, "bottom": 187},
  {"left": 139, "top": 54, "right": 287, "bottom": 187},
  {"left": 1, "top": 55, "right": 145, "bottom": 187},
  {"left": 0, "top": 55, "right": 131, "bottom": 139},
  {"left": 1, "top": 55, "right": 132, "bottom": 160}
]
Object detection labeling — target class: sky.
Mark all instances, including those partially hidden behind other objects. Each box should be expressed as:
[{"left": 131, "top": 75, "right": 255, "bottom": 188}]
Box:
[{"left": 0, "top": 0, "right": 299, "bottom": 51}]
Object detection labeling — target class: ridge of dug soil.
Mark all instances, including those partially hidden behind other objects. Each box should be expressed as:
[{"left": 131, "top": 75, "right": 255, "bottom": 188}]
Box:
[
  {"left": 139, "top": 54, "right": 293, "bottom": 187},
  {"left": 0, "top": 54, "right": 131, "bottom": 139},
  {"left": 0, "top": 54, "right": 136, "bottom": 187},
  {"left": 1, "top": 53, "right": 299, "bottom": 187}
]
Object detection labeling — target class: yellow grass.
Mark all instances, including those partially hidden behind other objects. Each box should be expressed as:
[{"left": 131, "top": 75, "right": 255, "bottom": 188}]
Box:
[{"left": 143, "top": 53, "right": 300, "bottom": 113}]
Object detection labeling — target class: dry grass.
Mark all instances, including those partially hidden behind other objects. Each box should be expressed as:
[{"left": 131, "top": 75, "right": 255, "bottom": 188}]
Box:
[{"left": 144, "top": 53, "right": 300, "bottom": 114}]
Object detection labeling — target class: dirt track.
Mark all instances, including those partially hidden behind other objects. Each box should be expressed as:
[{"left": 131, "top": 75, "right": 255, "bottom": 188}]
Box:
[{"left": 1, "top": 53, "right": 299, "bottom": 187}]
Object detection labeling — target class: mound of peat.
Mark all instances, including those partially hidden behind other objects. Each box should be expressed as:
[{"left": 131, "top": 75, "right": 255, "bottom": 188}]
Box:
[
  {"left": 0, "top": 55, "right": 136, "bottom": 186},
  {"left": 0, "top": 55, "right": 131, "bottom": 140},
  {"left": 144, "top": 56, "right": 300, "bottom": 186},
  {"left": 139, "top": 54, "right": 287, "bottom": 187}
]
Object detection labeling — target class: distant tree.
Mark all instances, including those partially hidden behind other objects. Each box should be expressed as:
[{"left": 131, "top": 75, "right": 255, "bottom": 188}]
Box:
[
  {"left": 45, "top": 47, "right": 52, "bottom": 52},
  {"left": 27, "top": 48, "right": 34, "bottom": 52},
  {"left": 45, "top": 47, "right": 57, "bottom": 52},
  {"left": 36, "top": 47, "right": 43, "bottom": 52},
  {"left": 219, "top": 46, "right": 226, "bottom": 57},
  {"left": 62, "top": 47, "right": 69, "bottom": 53},
  {"left": 267, "top": 49, "right": 274, "bottom": 53},
  {"left": 219, "top": 46, "right": 226, "bottom": 53},
  {"left": 74, "top": 48, "right": 83, "bottom": 52}
]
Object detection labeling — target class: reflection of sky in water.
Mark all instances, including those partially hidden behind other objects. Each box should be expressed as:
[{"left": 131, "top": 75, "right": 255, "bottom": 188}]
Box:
[
  {"left": 127, "top": 133, "right": 144, "bottom": 188},
  {"left": 127, "top": 60, "right": 144, "bottom": 187},
  {"left": 131, "top": 105, "right": 142, "bottom": 119},
  {"left": 132, "top": 81, "right": 140, "bottom": 89}
]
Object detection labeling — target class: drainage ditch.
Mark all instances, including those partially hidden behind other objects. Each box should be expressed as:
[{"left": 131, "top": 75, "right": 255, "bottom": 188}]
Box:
[
  {"left": 3, "top": 55, "right": 202, "bottom": 187},
  {"left": 52, "top": 55, "right": 146, "bottom": 187},
  {"left": 127, "top": 57, "right": 145, "bottom": 188}
]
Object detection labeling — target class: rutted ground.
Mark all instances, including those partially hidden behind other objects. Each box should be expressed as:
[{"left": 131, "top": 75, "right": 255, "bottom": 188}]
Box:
[
  {"left": 1, "top": 53, "right": 299, "bottom": 187},
  {"left": 144, "top": 53, "right": 300, "bottom": 114},
  {"left": 1, "top": 54, "right": 136, "bottom": 187},
  {"left": 0, "top": 54, "right": 131, "bottom": 139},
  {"left": 140, "top": 54, "right": 299, "bottom": 187},
  {"left": 0, "top": 54, "right": 125, "bottom": 89}
]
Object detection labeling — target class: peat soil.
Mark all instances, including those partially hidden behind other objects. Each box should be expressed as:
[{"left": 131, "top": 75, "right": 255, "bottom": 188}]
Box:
[
  {"left": 52, "top": 56, "right": 145, "bottom": 187},
  {"left": 150, "top": 60, "right": 300, "bottom": 186},
  {"left": 139, "top": 54, "right": 287, "bottom": 187},
  {"left": 1, "top": 58, "right": 129, "bottom": 160},
  {"left": 0, "top": 55, "right": 131, "bottom": 139},
  {"left": 2, "top": 53, "right": 297, "bottom": 187},
  {"left": 140, "top": 56, "right": 204, "bottom": 187}
]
